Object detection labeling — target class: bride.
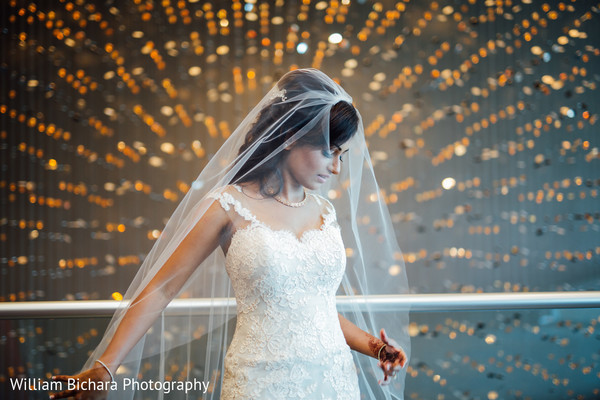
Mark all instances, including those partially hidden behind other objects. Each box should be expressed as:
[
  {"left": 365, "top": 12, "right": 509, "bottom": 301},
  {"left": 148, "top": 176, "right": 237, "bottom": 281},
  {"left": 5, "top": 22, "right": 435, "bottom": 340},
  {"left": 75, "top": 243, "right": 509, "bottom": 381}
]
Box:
[{"left": 50, "top": 68, "right": 410, "bottom": 399}]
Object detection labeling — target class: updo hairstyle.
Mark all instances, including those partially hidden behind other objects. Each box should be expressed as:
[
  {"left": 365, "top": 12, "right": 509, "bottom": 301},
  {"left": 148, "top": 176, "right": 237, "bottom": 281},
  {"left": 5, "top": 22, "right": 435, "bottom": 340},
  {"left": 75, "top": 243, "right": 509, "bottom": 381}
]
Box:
[{"left": 232, "top": 70, "right": 359, "bottom": 196}]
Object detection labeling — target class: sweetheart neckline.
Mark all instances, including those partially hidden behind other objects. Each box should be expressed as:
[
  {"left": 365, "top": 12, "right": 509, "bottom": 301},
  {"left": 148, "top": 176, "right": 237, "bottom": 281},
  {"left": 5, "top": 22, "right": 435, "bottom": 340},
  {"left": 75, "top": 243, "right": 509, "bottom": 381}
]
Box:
[
  {"left": 225, "top": 185, "right": 335, "bottom": 241},
  {"left": 224, "top": 220, "right": 339, "bottom": 259},
  {"left": 211, "top": 186, "right": 338, "bottom": 256}
]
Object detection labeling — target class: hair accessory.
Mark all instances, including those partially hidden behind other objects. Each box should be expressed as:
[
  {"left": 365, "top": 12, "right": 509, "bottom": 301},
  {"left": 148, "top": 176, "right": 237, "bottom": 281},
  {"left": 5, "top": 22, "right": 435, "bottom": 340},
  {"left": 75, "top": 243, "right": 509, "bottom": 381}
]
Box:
[
  {"left": 269, "top": 88, "right": 287, "bottom": 102},
  {"left": 274, "top": 191, "right": 307, "bottom": 207},
  {"left": 95, "top": 359, "right": 115, "bottom": 382},
  {"left": 377, "top": 344, "right": 387, "bottom": 362}
]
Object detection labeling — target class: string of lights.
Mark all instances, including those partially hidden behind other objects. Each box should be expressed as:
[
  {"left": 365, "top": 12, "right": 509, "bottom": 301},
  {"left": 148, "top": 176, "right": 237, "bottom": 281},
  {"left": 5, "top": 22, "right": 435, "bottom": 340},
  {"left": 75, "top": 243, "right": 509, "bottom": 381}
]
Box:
[{"left": 2, "top": 0, "right": 599, "bottom": 398}]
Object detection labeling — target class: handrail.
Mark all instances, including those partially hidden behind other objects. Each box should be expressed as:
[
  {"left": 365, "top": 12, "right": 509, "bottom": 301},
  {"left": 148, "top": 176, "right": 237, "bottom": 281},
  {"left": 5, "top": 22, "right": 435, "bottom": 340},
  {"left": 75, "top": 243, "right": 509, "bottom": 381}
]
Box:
[{"left": 1, "top": 292, "right": 599, "bottom": 319}]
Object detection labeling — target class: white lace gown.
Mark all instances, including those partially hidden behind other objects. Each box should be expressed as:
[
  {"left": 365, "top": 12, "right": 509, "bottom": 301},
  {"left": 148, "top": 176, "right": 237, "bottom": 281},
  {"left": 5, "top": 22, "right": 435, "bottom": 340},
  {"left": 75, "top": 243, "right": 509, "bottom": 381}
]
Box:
[{"left": 208, "top": 186, "right": 360, "bottom": 400}]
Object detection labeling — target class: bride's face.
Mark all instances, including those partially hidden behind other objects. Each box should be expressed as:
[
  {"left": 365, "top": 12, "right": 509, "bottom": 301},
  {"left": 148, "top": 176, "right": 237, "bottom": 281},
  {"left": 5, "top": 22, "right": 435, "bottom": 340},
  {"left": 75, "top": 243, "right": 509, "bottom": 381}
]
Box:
[{"left": 283, "top": 143, "right": 349, "bottom": 190}]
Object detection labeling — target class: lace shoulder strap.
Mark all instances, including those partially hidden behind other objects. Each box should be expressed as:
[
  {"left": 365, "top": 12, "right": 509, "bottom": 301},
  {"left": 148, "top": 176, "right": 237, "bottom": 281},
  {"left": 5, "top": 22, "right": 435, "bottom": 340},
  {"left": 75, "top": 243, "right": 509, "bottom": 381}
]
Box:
[
  {"left": 207, "top": 185, "right": 259, "bottom": 224},
  {"left": 310, "top": 193, "right": 337, "bottom": 227}
]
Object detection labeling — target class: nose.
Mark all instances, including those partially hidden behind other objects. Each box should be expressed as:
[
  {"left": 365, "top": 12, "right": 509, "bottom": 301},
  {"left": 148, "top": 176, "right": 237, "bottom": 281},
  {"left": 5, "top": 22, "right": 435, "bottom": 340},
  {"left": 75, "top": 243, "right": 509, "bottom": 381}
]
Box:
[{"left": 330, "top": 156, "right": 341, "bottom": 175}]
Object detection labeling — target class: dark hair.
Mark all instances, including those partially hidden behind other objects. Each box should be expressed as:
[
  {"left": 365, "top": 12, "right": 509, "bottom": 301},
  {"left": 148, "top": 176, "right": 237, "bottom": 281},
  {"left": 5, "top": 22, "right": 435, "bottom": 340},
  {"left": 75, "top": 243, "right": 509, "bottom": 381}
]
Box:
[{"left": 232, "top": 71, "right": 359, "bottom": 196}]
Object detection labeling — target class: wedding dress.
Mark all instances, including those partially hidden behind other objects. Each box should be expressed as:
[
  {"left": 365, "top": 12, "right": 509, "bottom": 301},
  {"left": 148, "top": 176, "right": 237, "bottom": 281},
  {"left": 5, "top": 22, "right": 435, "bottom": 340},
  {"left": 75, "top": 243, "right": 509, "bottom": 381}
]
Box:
[
  {"left": 209, "top": 185, "right": 360, "bottom": 400},
  {"left": 83, "top": 69, "right": 409, "bottom": 400}
]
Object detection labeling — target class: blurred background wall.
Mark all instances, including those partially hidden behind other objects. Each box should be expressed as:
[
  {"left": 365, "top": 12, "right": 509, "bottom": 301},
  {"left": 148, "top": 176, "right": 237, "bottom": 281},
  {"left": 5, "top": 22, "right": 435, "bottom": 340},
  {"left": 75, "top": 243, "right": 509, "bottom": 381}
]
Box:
[{"left": 1, "top": 1, "right": 599, "bottom": 399}]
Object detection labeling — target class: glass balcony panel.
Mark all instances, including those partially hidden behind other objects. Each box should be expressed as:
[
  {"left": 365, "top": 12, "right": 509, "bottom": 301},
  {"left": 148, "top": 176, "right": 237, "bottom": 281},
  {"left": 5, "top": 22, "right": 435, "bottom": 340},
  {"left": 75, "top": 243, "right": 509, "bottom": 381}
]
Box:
[{"left": 2, "top": 307, "right": 599, "bottom": 399}]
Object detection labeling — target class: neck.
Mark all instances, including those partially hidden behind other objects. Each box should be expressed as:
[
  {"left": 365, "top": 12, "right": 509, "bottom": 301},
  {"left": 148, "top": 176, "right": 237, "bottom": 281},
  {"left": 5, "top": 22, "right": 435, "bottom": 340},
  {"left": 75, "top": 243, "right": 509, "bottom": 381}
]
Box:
[
  {"left": 255, "top": 173, "right": 305, "bottom": 202},
  {"left": 277, "top": 171, "right": 305, "bottom": 203},
  {"left": 277, "top": 181, "right": 305, "bottom": 203}
]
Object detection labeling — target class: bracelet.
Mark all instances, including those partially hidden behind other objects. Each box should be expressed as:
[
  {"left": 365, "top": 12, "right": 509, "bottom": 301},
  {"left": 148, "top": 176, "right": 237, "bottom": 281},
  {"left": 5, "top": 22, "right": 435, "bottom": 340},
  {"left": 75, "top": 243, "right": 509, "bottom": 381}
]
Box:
[
  {"left": 95, "top": 359, "right": 115, "bottom": 382},
  {"left": 377, "top": 344, "right": 387, "bottom": 362}
]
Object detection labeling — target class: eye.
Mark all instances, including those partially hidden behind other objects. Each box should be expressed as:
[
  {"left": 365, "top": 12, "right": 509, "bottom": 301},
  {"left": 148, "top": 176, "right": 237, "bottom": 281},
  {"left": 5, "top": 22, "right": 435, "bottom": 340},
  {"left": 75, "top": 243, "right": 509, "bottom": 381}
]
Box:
[
  {"left": 322, "top": 149, "right": 334, "bottom": 158},
  {"left": 323, "top": 146, "right": 345, "bottom": 162}
]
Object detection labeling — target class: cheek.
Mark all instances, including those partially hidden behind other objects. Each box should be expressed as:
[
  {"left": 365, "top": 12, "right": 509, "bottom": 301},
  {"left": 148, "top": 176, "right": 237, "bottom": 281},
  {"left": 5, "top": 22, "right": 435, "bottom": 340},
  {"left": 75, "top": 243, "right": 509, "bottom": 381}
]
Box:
[
  {"left": 288, "top": 148, "right": 328, "bottom": 176},
  {"left": 306, "top": 152, "right": 328, "bottom": 172}
]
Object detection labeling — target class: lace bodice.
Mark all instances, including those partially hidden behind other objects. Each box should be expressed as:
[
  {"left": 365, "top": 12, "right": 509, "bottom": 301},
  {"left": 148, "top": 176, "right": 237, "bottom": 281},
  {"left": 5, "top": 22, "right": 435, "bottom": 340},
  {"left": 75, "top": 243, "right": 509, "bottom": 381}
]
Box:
[{"left": 208, "top": 185, "right": 360, "bottom": 400}]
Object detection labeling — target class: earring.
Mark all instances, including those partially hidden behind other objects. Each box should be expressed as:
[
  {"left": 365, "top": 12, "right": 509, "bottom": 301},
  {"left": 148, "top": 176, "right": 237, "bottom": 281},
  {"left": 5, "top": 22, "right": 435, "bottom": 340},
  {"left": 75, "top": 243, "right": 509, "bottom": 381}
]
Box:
[{"left": 265, "top": 185, "right": 276, "bottom": 196}]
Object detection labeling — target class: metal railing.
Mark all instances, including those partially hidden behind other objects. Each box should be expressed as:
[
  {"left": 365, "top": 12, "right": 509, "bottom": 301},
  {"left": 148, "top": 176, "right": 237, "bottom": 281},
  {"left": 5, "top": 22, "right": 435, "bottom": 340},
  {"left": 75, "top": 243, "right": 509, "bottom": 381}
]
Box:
[{"left": 1, "top": 291, "right": 599, "bottom": 319}]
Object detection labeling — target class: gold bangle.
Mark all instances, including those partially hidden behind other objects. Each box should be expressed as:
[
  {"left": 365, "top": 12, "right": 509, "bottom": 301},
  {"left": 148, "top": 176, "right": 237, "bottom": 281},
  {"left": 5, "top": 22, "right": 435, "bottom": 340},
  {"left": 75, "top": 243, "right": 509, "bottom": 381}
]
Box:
[{"left": 377, "top": 344, "right": 387, "bottom": 361}]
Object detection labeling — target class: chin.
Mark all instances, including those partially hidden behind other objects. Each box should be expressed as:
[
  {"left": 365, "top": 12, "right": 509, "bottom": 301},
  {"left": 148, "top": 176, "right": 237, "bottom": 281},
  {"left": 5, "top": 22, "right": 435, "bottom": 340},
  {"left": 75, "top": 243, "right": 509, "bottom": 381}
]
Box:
[{"left": 302, "top": 181, "right": 320, "bottom": 191}]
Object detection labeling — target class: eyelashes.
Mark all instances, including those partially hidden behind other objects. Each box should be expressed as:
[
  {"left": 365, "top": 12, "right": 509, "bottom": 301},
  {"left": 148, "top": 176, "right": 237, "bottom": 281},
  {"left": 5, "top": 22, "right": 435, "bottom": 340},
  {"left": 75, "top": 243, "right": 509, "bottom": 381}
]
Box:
[{"left": 322, "top": 149, "right": 344, "bottom": 162}]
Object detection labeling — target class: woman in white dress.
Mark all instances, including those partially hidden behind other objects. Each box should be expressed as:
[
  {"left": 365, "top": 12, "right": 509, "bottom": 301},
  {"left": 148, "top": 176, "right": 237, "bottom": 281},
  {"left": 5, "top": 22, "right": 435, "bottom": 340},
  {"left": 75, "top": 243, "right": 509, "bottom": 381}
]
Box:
[{"left": 50, "top": 69, "right": 410, "bottom": 400}]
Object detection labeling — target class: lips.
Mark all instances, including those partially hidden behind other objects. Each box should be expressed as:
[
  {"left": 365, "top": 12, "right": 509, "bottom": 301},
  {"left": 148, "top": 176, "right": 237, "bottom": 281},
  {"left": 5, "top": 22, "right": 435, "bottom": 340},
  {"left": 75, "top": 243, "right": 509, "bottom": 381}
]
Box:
[{"left": 317, "top": 174, "right": 330, "bottom": 183}]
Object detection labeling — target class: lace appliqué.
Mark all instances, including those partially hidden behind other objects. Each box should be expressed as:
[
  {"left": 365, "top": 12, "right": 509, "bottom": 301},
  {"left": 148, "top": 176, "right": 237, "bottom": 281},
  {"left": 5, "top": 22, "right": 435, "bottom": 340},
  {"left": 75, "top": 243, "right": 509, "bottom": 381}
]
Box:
[{"left": 209, "top": 187, "right": 360, "bottom": 400}]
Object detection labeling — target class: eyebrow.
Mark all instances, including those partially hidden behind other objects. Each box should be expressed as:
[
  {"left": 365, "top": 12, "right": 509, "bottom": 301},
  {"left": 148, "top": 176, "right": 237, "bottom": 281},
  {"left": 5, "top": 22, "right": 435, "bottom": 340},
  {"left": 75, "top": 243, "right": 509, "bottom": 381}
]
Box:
[{"left": 333, "top": 145, "right": 348, "bottom": 154}]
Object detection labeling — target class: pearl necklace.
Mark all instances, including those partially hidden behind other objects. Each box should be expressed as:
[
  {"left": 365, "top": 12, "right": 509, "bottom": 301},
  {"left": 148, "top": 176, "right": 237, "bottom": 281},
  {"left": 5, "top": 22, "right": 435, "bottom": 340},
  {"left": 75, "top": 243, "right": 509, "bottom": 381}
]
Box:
[{"left": 273, "top": 191, "right": 307, "bottom": 207}]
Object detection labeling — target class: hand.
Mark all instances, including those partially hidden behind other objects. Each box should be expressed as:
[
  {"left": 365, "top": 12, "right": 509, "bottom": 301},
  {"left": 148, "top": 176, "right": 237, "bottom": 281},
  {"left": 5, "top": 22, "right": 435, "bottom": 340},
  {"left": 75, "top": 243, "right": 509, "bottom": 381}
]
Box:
[
  {"left": 49, "top": 363, "right": 112, "bottom": 400},
  {"left": 377, "top": 328, "right": 406, "bottom": 386}
]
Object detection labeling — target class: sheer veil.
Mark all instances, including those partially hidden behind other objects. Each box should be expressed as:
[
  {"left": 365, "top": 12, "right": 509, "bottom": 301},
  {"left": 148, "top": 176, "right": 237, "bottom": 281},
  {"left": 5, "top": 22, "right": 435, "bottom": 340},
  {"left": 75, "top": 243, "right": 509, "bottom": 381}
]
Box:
[{"left": 82, "top": 68, "right": 411, "bottom": 399}]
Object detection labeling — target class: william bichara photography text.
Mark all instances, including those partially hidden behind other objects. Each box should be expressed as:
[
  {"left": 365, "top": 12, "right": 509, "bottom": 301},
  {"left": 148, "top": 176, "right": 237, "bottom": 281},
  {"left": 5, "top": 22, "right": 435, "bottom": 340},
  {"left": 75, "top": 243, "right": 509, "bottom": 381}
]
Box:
[{"left": 10, "top": 377, "right": 211, "bottom": 395}]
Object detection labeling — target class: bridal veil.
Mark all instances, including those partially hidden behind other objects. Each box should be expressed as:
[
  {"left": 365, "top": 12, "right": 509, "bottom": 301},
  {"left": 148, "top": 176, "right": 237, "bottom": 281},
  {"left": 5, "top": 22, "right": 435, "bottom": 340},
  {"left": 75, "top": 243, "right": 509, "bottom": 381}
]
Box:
[{"left": 82, "top": 68, "right": 411, "bottom": 399}]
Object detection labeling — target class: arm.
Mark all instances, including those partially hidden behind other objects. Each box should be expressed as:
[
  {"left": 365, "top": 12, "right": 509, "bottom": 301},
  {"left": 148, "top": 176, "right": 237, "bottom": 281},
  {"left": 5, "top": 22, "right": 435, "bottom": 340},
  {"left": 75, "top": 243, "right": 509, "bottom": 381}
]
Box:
[
  {"left": 338, "top": 313, "right": 406, "bottom": 385},
  {"left": 50, "top": 199, "right": 231, "bottom": 399},
  {"left": 338, "top": 313, "right": 384, "bottom": 358},
  {"left": 93, "top": 200, "right": 230, "bottom": 372}
]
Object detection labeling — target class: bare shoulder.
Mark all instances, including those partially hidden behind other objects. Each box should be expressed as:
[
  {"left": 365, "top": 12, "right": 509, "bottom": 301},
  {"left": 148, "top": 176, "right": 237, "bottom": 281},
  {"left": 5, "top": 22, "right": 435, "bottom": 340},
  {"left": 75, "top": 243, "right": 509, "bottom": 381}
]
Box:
[
  {"left": 229, "top": 181, "right": 261, "bottom": 197},
  {"left": 190, "top": 189, "right": 233, "bottom": 230}
]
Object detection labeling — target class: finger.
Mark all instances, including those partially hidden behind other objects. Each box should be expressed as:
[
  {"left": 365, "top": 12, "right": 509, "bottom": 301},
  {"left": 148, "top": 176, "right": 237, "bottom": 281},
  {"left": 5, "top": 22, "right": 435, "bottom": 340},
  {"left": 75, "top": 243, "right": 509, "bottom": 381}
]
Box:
[
  {"left": 380, "top": 328, "right": 388, "bottom": 343},
  {"left": 49, "top": 389, "right": 77, "bottom": 399},
  {"left": 383, "top": 373, "right": 393, "bottom": 386},
  {"left": 385, "top": 362, "right": 392, "bottom": 374},
  {"left": 52, "top": 375, "right": 72, "bottom": 382},
  {"left": 398, "top": 350, "right": 407, "bottom": 367},
  {"left": 388, "top": 338, "right": 400, "bottom": 348},
  {"left": 49, "top": 379, "right": 73, "bottom": 398},
  {"left": 392, "top": 358, "right": 404, "bottom": 369},
  {"left": 387, "top": 361, "right": 395, "bottom": 373}
]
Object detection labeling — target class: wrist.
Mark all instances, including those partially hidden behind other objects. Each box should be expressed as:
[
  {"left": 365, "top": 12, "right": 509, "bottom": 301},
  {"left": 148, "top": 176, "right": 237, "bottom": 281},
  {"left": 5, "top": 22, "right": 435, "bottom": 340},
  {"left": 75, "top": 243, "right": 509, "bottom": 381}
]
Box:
[
  {"left": 368, "top": 336, "right": 386, "bottom": 359},
  {"left": 97, "top": 353, "right": 121, "bottom": 374},
  {"left": 95, "top": 359, "right": 115, "bottom": 382},
  {"left": 377, "top": 344, "right": 387, "bottom": 362}
]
